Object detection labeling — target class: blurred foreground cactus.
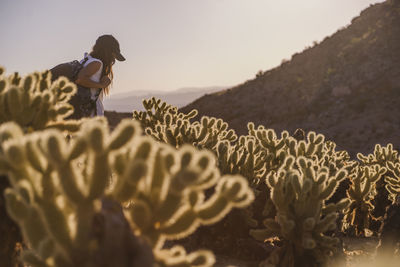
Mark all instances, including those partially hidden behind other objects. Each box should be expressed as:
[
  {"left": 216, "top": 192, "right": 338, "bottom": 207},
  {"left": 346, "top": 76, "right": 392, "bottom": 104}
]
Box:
[
  {"left": 0, "top": 118, "right": 254, "bottom": 267},
  {"left": 0, "top": 66, "right": 84, "bottom": 266},
  {"left": 0, "top": 66, "right": 82, "bottom": 132},
  {"left": 0, "top": 175, "right": 23, "bottom": 267}
]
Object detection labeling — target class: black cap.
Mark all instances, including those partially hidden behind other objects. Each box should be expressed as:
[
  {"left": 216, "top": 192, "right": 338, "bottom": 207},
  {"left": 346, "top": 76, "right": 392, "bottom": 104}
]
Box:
[{"left": 96, "top": 34, "right": 126, "bottom": 61}]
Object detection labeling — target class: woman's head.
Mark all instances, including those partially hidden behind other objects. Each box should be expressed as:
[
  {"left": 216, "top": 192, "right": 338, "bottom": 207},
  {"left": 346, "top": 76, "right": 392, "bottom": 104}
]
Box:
[{"left": 90, "top": 34, "right": 125, "bottom": 95}]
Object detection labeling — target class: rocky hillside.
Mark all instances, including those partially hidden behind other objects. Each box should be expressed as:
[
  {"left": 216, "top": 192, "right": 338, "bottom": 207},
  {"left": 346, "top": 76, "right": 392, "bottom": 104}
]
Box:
[{"left": 181, "top": 0, "right": 400, "bottom": 157}]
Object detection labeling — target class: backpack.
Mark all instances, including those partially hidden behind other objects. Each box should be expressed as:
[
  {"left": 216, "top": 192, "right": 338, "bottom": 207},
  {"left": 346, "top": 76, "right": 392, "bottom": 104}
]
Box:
[{"left": 50, "top": 58, "right": 98, "bottom": 119}]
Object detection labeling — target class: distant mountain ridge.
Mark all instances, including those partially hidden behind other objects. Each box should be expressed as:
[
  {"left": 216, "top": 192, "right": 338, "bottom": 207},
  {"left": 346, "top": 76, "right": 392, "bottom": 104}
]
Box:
[
  {"left": 181, "top": 0, "right": 400, "bottom": 156},
  {"left": 104, "top": 86, "right": 227, "bottom": 112}
]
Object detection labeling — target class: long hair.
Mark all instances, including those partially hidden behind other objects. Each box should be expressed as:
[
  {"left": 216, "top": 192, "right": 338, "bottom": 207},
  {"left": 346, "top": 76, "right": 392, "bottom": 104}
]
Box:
[{"left": 89, "top": 43, "right": 115, "bottom": 96}]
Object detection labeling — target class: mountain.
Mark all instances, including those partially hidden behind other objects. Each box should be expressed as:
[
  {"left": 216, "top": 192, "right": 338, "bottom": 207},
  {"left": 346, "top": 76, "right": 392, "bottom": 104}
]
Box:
[
  {"left": 181, "top": 0, "right": 400, "bottom": 157},
  {"left": 103, "top": 86, "right": 227, "bottom": 112}
]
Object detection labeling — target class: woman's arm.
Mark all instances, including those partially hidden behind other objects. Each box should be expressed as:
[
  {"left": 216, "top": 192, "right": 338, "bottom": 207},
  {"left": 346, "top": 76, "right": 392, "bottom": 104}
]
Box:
[{"left": 75, "top": 61, "right": 110, "bottom": 88}]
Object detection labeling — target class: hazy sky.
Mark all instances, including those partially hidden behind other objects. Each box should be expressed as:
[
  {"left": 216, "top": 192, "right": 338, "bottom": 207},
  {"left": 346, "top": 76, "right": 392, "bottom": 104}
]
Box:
[{"left": 0, "top": 0, "right": 384, "bottom": 95}]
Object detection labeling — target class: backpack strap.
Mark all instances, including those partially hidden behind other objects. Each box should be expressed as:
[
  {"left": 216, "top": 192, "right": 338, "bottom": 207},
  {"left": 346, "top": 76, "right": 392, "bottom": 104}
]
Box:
[
  {"left": 71, "top": 57, "right": 91, "bottom": 82},
  {"left": 91, "top": 89, "right": 103, "bottom": 116},
  {"left": 81, "top": 57, "right": 89, "bottom": 66},
  {"left": 93, "top": 89, "right": 102, "bottom": 102}
]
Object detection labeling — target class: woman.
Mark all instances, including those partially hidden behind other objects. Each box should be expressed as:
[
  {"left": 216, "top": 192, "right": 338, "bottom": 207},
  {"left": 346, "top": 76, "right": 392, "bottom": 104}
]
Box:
[{"left": 75, "top": 34, "right": 125, "bottom": 117}]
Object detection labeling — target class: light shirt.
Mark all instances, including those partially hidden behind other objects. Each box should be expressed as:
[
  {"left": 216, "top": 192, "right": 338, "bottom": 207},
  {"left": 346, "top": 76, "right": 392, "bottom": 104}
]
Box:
[{"left": 80, "top": 53, "right": 105, "bottom": 116}]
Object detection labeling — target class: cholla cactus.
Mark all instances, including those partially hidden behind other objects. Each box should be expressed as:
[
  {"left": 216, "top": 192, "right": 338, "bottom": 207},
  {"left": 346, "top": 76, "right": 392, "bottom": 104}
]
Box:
[
  {"left": 134, "top": 102, "right": 270, "bottom": 187},
  {"left": 216, "top": 135, "right": 266, "bottom": 186},
  {"left": 0, "top": 119, "right": 150, "bottom": 267},
  {"left": 133, "top": 97, "right": 180, "bottom": 131},
  {"left": 250, "top": 156, "right": 350, "bottom": 267},
  {"left": 248, "top": 125, "right": 355, "bottom": 213},
  {"left": 357, "top": 144, "right": 398, "bottom": 166},
  {"left": 385, "top": 161, "right": 400, "bottom": 202},
  {"left": 0, "top": 118, "right": 253, "bottom": 267},
  {"left": 247, "top": 123, "right": 289, "bottom": 173},
  {"left": 0, "top": 66, "right": 82, "bottom": 266},
  {"left": 135, "top": 102, "right": 358, "bottom": 262},
  {"left": 0, "top": 66, "right": 80, "bottom": 132},
  {"left": 109, "top": 133, "right": 254, "bottom": 252},
  {"left": 135, "top": 101, "right": 267, "bottom": 231},
  {"left": 133, "top": 97, "right": 237, "bottom": 150},
  {"left": 343, "top": 165, "right": 386, "bottom": 236},
  {"left": 134, "top": 98, "right": 260, "bottom": 189},
  {"left": 377, "top": 161, "right": 400, "bottom": 257},
  {"left": 357, "top": 144, "right": 399, "bottom": 220},
  {"left": 249, "top": 124, "right": 355, "bottom": 180}
]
